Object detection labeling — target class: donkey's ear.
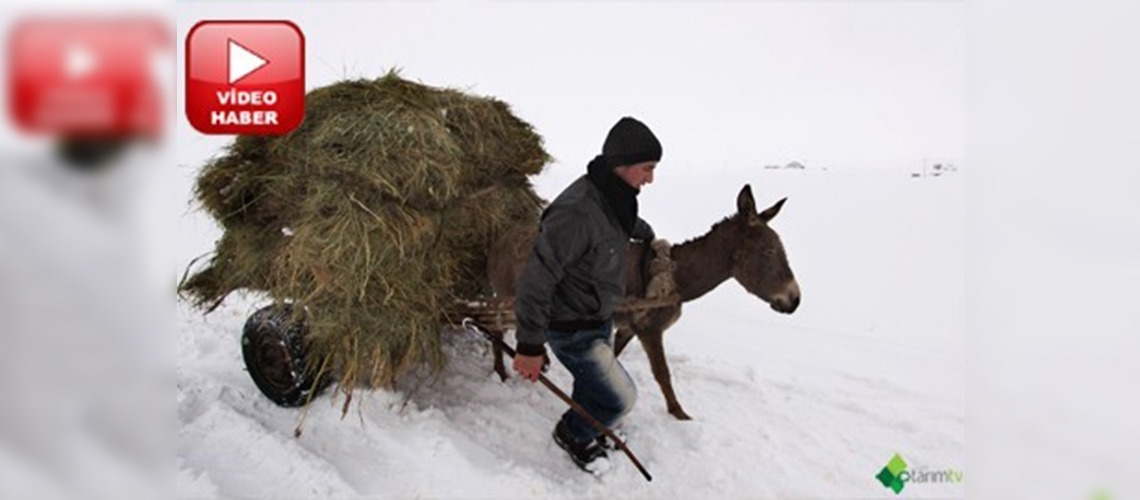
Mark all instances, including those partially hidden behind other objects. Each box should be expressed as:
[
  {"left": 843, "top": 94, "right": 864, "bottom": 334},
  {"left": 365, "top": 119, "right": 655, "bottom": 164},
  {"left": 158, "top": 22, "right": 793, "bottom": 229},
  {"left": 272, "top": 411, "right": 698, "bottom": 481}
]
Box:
[
  {"left": 737, "top": 184, "right": 757, "bottom": 215},
  {"left": 758, "top": 197, "right": 787, "bottom": 222}
]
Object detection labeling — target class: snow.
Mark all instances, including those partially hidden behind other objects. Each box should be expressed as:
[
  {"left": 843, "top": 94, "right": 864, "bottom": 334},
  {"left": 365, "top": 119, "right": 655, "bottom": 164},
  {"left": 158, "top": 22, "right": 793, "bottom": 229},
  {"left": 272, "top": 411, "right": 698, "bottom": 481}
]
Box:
[
  {"left": 5, "top": 1, "right": 1138, "bottom": 498},
  {"left": 177, "top": 168, "right": 965, "bottom": 498},
  {"left": 164, "top": 2, "right": 969, "bottom": 498}
]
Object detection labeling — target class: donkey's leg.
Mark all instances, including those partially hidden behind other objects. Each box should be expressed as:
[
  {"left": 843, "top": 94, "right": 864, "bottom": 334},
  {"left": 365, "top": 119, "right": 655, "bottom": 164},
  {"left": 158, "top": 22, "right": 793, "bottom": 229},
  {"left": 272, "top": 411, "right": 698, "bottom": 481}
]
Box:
[
  {"left": 638, "top": 329, "right": 692, "bottom": 420},
  {"left": 492, "top": 330, "right": 508, "bottom": 382},
  {"left": 614, "top": 327, "right": 636, "bottom": 357}
]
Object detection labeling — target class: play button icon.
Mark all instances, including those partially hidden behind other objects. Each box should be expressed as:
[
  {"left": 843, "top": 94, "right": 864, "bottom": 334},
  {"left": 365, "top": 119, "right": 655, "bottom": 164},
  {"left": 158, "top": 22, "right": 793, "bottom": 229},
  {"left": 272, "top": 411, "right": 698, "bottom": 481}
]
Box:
[
  {"left": 228, "top": 39, "right": 268, "bottom": 85},
  {"left": 186, "top": 20, "right": 304, "bottom": 135},
  {"left": 9, "top": 17, "right": 168, "bottom": 135}
]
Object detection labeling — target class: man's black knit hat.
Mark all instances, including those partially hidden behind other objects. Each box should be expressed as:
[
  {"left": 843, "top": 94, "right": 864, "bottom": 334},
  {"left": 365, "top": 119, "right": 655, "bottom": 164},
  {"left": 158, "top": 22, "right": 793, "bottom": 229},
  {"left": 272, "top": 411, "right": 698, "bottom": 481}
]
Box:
[{"left": 602, "top": 116, "right": 662, "bottom": 167}]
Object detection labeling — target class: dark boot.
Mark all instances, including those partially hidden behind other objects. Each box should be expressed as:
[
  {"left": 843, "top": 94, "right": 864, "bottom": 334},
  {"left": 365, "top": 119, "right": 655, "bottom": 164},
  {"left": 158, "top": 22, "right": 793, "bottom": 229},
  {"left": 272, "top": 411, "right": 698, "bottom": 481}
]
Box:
[{"left": 552, "top": 420, "right": 611, "bottom": 474}]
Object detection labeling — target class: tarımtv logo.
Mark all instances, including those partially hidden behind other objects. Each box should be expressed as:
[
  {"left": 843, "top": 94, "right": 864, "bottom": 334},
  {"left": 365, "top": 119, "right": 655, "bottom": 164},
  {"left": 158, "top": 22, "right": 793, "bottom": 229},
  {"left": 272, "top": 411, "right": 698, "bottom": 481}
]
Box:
[
  {"left": 875, "top": 453, "right": 963, "bottom": 494},
  {"left": 876, "top": 453, "right": 909, "bottom": 494}
]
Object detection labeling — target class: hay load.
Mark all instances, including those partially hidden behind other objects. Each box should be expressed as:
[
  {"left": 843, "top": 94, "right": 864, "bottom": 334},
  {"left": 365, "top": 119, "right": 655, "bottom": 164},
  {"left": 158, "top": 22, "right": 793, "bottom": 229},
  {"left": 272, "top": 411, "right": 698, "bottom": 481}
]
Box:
[{"left": 179, "top": 71, "right": 550, "bottom": 392}]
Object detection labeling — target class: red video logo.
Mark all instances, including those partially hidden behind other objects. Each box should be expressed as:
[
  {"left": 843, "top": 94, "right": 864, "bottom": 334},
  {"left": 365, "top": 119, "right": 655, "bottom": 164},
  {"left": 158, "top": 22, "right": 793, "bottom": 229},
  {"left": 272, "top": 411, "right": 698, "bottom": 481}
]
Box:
[
  {"left": 7, "top": 17, "right": 168, "bottom": 136},
  {"left": 185, "top": 21, "right": 304, "bottom": 135}
]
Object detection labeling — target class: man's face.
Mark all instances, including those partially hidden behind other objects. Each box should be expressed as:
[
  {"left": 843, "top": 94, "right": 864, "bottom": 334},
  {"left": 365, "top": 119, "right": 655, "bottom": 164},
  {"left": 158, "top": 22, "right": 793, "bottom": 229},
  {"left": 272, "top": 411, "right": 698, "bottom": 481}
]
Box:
[{"left": 615, "top": 161, "right": 657, "bottom": 189}]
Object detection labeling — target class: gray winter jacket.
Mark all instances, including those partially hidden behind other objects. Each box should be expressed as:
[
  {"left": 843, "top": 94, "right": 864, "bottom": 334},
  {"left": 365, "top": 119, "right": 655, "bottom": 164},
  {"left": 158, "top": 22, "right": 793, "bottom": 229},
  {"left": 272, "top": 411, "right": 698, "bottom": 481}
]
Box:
[{"left": 514, "top": 175, "right": 654, "bottom": 354}]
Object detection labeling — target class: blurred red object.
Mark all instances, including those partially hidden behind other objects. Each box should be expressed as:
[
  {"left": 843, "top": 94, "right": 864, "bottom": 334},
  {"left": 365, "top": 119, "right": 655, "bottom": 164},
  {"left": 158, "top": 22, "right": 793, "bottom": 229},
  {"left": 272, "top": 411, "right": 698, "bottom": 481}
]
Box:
[{"left": 7, "top": 16, "right": 169, "bottom": 136}]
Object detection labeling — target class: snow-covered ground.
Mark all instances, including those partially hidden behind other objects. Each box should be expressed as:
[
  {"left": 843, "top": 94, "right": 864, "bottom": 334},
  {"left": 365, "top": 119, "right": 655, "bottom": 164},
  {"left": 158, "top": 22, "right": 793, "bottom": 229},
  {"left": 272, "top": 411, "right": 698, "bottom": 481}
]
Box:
[
  {"left": 177, "top": 166, "right": 965, "bottom": 499},
  {"left": 3, "top": 1, "right": 1139, "bottom": 499},
  {"left": 166, "top": 3, "right": 966, "bottom": 497}
]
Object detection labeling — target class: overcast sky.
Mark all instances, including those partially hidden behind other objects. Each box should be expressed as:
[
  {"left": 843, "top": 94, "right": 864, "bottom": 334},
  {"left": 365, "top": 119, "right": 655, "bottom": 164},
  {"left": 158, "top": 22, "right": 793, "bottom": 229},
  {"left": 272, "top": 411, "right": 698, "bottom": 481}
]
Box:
[{"left": 176, "top": 2, "right": 963, "bottom": 179}]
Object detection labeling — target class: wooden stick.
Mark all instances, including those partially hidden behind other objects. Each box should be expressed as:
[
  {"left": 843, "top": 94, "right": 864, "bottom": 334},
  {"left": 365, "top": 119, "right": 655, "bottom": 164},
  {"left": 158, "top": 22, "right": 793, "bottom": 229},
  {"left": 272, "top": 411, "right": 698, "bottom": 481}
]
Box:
[{"left": 463, "top": 319, "right": 653, "bottom": 482}]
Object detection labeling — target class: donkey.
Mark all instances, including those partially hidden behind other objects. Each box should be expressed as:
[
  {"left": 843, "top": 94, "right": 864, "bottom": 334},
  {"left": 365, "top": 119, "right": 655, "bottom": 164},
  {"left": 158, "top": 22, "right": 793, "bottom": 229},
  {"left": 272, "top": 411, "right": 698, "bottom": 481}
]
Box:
[{"left": 485, "top": 184, "right": 800, "bottom": 420}]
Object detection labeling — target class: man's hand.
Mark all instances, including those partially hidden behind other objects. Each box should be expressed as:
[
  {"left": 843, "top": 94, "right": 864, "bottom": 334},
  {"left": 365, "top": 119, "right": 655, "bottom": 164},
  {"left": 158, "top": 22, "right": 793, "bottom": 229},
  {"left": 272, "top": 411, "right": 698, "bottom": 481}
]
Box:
[{"left": 513, "top": 354, "right": 544, "bottom": 382}]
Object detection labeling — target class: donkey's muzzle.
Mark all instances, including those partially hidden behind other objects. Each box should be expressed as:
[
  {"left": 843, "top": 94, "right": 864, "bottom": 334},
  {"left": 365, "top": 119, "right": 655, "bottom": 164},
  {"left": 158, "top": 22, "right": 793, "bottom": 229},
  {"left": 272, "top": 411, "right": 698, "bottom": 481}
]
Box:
[{"left": 769, "top": 280, "right": 801, "bottom": 314}]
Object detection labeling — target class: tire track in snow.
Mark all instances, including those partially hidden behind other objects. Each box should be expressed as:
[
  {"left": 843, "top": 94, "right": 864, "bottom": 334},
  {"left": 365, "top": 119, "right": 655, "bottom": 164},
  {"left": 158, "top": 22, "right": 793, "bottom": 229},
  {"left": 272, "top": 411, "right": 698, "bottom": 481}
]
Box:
[{"left": 179, "top": 393, "right": 359, "bottom": 498}]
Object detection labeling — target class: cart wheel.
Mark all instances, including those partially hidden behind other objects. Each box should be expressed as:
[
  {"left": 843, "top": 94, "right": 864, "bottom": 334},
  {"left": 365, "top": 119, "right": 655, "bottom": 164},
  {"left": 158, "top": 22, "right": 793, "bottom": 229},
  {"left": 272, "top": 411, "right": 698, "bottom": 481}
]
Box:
[{"left": 241, "top": 304, "right": 331, "bottom": 407}]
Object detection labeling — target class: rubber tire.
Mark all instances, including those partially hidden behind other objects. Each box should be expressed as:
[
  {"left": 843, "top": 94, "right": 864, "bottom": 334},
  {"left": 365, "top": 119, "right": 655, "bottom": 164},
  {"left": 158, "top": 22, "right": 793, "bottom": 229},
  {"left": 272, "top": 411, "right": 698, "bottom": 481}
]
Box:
[{"left": 241, "top": 304, "right": 331, "bottom": 407}]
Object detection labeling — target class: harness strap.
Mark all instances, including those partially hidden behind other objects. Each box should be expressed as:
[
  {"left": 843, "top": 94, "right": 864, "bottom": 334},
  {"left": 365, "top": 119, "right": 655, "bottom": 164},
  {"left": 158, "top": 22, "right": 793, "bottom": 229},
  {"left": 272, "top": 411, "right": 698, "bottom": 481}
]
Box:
[{"left": 643, "top": 238, "right": 677, "bottom": 299}]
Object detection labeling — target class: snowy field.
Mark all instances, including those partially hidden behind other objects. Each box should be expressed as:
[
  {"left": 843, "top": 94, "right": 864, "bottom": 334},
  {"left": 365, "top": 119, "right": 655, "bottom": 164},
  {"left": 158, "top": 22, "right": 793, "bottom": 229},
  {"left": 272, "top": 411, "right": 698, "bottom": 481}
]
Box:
[
  {"left": 166, "top": 2, "right": 966, "bottom": 498},
  {"left": 3, "top": 1, "right": 1139, "bottom": 499},
  {"left": 177, "top": 165, "right": 965, "bottom": 499}
]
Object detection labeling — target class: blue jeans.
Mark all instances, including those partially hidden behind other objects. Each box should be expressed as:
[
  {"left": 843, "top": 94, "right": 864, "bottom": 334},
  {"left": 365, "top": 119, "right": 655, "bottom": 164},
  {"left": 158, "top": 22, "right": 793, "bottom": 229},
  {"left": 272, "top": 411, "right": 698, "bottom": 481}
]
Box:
[{"left": 546, "top": 322, "right": 637, "bottom": 444}]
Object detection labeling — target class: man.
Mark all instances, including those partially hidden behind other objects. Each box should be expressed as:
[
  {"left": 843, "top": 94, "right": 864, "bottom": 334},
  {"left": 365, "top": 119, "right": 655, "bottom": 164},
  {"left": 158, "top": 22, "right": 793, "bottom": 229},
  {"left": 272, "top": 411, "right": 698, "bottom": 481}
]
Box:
[{"left": 512, "top": 116, "right": 660, "bottom": 473}]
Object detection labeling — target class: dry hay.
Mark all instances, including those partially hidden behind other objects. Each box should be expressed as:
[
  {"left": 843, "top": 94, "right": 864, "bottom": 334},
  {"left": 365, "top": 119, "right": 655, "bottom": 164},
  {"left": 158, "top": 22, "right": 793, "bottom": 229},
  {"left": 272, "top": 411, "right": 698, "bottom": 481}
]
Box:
[{"left": 180, "top": 70, "right": 549, "bottom": 396}]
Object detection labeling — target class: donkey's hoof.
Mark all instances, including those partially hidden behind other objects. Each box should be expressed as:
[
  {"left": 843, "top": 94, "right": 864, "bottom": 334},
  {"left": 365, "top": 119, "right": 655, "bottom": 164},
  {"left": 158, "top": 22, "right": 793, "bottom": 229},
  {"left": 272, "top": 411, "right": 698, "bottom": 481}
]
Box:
[{"left": 669, "top": 407, "right": 693, "bottom": 420}]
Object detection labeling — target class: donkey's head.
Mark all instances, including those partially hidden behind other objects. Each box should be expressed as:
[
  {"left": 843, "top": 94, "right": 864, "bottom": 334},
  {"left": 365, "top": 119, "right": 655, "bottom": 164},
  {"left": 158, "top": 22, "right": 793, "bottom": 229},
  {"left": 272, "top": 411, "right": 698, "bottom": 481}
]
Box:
[{"left": 728, "top": 185, "right": 800, "bottom": 314}]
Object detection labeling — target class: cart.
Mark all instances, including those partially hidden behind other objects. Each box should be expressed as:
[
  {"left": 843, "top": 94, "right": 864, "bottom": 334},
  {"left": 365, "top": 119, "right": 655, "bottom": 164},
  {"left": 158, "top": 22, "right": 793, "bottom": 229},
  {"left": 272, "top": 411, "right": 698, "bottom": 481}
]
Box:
[{"left": 240, "top": 294, "right": 679, "bottom": 407}]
